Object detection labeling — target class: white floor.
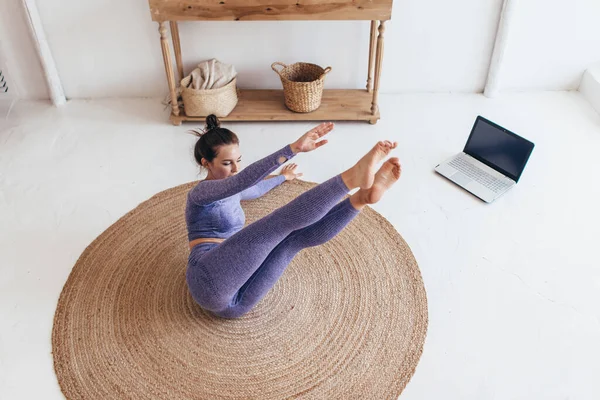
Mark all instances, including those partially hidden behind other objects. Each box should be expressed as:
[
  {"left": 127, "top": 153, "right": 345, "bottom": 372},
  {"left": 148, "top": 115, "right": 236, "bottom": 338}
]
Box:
[{"left": 1, "top": 92, "right": 599, "bottom": 400}]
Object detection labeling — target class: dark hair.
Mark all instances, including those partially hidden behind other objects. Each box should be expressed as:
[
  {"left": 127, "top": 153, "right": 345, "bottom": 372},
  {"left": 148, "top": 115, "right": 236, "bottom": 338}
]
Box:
[{"left": 190, "top": 114, "right": 239, "bottom": 168}]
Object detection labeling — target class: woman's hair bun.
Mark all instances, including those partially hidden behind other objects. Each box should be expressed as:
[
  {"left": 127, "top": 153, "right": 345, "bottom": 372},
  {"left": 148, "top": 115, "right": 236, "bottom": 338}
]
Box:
[
  {"left": 205, "top": 114, "right": 220, "bottom": 131},
  {"left": 188, "top": 114, "right": 221, "bottom": 137}
]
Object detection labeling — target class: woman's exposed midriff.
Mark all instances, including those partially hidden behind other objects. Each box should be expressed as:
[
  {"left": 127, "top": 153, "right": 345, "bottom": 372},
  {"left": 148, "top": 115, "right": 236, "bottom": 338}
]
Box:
[{"left": 189, "top": 237, "right": 225, "bottom": 250}]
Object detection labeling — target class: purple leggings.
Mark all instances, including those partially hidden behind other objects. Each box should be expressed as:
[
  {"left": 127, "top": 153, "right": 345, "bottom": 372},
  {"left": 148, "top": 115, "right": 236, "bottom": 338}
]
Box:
[{"left": 186, "top": 174, "right": 360, "bottom": 318}]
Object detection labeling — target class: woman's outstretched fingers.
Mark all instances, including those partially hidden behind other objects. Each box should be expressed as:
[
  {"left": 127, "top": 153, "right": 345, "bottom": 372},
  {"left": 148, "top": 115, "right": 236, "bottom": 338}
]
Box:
[
  {"left": 311, "top": 122, "right": 334, "bottom": 137},
  {"left": 292, "top": 123, "right": 334, "bottom": 153},
  {"left": 281, "top": 163, "right": 304, "bottom": 181}
]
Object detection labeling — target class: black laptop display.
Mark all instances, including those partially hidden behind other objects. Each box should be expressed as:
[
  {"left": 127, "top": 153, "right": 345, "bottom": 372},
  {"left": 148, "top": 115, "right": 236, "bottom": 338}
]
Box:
[{"left": 464, "top": 116, "right": 535, "bottom": 182}]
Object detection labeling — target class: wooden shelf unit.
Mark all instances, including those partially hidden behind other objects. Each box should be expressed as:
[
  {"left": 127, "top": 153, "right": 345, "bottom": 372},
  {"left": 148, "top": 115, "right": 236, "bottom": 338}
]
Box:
[{"left": 148, "top": 0, "right": 393, "bottom": 125}]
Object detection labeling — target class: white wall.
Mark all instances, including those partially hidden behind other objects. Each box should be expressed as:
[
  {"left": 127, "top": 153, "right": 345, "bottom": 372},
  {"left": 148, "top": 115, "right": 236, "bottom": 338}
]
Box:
[
  {"left": 3, "top": 0, "right": 600, "bottom": 100},
  {"left": 7, "top": 0, "right": 504, "bottom": 99},
  {"left": 0, "top": 0, "right": 48, "bottom": 99},
  {"left": 499, "top": 0, "right": 600, "bottom": 91},
  {"left": 385, "top": 0, "right": 502, "bottom": 93}
]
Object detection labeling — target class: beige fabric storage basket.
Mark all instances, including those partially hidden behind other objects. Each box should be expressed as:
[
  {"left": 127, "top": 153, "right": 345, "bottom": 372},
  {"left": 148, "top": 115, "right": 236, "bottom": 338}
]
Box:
[
  {"left": 271, "top": 62, "right": 332, "bottom": 113},
  {"left": 180, "top": 76, "right": 238, "bottom": 117}
]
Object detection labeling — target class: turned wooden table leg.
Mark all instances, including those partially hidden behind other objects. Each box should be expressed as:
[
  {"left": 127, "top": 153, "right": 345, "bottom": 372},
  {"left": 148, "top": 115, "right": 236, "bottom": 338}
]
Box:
[
  {"left": 170, "top": 21, "right": 184, "bottom": 82},
  {"left": 367, "top": 20, "right": 378, "bottom": 93},
  {"left": 371, "top": 20, "right": 386, "bottom": 116},
  {"left": 159, "top": 21, "right": 180, "bottom": 117}
]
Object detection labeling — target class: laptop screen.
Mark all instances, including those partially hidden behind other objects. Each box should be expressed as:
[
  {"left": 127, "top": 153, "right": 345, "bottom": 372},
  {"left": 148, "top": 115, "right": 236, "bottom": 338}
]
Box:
[{"left": 463, "top": 116, "right": 535, "bottom": 182}]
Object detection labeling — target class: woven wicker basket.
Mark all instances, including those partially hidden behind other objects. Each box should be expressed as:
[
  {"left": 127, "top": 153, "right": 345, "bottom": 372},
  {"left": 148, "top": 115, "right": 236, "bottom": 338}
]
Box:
[
  {"left": 271, "top": 62, "right": 332, "bottom": 113},
  {"left": 180, "top": 76, "right": 238, "bottom": 117}
]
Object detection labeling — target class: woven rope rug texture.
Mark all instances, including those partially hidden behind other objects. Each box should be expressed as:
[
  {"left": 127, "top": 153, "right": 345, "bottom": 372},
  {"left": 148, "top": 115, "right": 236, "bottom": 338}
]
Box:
[{"left": 52, "top": 179, "right": 428, "bottom": 399}]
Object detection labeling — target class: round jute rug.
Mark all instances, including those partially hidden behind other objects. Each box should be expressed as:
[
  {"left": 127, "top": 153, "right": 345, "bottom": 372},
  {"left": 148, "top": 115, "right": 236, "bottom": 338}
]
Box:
[{"left": 52, "top": 178, "right": 428, "bottom": 399}]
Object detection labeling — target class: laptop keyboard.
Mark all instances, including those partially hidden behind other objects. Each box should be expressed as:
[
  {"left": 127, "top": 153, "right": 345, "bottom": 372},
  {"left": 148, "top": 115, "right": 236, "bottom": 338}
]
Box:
[{"left": 448, "top": 157, "right": 511, "bottom": 193}]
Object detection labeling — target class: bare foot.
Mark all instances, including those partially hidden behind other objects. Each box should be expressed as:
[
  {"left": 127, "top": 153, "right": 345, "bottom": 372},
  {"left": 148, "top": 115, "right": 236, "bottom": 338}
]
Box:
[
  {"left": 342, "top": 140, "right": 397, "bottom": 189},
  {"left": 350, "top": 158, "right": 401, "bottom": 209}
]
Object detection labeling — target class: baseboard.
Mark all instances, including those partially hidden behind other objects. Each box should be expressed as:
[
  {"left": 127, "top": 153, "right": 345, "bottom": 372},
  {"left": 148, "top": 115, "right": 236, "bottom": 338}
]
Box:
[{"left": 579, "top": 63, "right": 600, "bottom": 115}]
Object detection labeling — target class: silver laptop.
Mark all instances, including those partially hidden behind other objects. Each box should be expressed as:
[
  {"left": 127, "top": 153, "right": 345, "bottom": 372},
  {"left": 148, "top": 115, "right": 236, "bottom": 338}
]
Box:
[{"left": 435, "top": 116, "right": 535, "bottom": 203}]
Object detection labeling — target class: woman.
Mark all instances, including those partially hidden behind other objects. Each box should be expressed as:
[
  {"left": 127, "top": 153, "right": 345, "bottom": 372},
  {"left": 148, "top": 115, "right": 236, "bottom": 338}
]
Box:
[{"left": 186, "top": 115, "right": 401, "bottom": 318}]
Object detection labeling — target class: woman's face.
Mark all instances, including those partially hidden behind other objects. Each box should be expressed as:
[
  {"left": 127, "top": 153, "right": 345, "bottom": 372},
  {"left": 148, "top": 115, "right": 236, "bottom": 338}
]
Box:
[{"left": 202, "top": 144, "right": 242, "bottom": 180}]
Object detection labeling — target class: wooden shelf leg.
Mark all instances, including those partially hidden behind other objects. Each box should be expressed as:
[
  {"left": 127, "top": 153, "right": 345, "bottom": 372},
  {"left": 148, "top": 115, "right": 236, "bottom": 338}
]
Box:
[
  {"left": 170, "top": 21, "right": 184, "bottom": 82},
  {"left": 371, "top": 20, "right": 386, "bottom": 116},
  {"left": 159, "top": 21, "right": 180, "bottom": 117},
  {"left": 367, "top": 20, "right": 378, "bottom": 93}
]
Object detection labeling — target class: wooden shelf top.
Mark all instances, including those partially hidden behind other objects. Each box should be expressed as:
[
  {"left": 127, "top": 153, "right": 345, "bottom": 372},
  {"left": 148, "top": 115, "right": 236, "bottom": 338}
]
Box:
[
  {"left": 149, "top": 0, "right": 393, "bottom": 22},
  {"left": 171, "top": 89, "right": 379, "bottom": 124}
]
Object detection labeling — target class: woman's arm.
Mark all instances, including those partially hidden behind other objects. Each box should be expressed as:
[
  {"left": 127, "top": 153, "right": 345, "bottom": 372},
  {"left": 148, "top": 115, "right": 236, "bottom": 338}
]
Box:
[
  {"left": 188, "top": 121, "right": 333, "bottom": 205},
  {"left": 188, "top": 145, "right": 296, "bottom": 205},
  {"left": 239, "top": 175, "right": 286, "bottom": 200}
]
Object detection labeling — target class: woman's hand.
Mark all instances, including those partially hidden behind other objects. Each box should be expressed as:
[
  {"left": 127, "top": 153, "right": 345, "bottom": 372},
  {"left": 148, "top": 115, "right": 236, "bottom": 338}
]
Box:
[
  {"left": 281, "top": 163, "right": 303, "bottom": 181},
  {"left": 290, "top": 122, "right": 334, "bottom": 153}
]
